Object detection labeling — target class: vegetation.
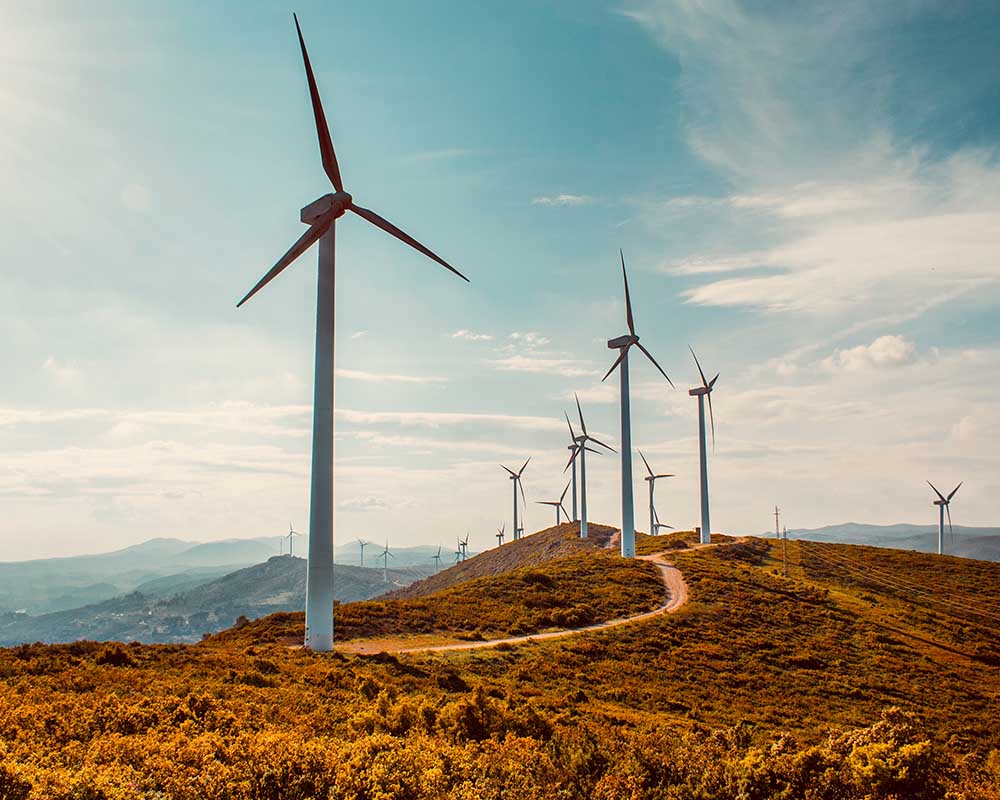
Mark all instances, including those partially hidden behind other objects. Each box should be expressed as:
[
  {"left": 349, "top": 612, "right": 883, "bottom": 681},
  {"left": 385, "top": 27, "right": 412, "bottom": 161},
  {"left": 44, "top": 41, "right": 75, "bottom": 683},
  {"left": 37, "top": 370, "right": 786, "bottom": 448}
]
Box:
[{"left": 1, "top": 534, "right": 998, "bottom": 798}]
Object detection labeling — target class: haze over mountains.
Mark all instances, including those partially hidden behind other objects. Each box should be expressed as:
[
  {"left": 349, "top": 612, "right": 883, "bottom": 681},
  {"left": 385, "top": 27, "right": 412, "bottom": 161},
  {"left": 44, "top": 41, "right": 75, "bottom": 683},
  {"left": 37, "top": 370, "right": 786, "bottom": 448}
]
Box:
[{"left": 785, "top": 523, "right": 1000, "bottom": 562}]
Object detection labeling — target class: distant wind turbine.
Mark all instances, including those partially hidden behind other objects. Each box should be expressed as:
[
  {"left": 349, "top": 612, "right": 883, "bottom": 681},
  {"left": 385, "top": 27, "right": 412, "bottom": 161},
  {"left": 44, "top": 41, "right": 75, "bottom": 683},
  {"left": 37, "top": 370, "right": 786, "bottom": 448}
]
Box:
[
  {"left": 453, "top": 540, "right": 463, "bottom": 564},
  {"left": 566, "top": 395, "right": 615, "bottom": 539},
  {"left": 602, "top": 252, "right": 673, "bottom": 557},
  {"left": 773, "top": 506, "right": 780, "bottom": 539},
  {"left": 378, "top": 539, "right": 394, "bottom": 583},
  {"left": 638, "top": 451, "right": 673, "bottom": 538},
  {"left": 688, "top": 347, "right": 718, "bottom": 545},
  {"left": 460, "top": 531, "right": 470, "bottom": 560},
  {"left": 357, "top": 539, "right": 369, "bottom": 568},
  {"left": 286, "top": 524, "right": 302, "bottom": 557},
  {"left": 235, "top": 15, "right": 468, "bottom": 652},
  {"left": 496, "top": 523, "right": 506, "bottom": 547},
  {"left": 500, "top": 459, "right": 530, "bottom": 541},
  {"left": 431, "top": 545, "right": 442, "bottom": 572},
  {"left": 536, "top": 481, "right": 571, "bottom": 525},
  {"left": 927, "top": 481, "right": 962, "bottom": 555}
]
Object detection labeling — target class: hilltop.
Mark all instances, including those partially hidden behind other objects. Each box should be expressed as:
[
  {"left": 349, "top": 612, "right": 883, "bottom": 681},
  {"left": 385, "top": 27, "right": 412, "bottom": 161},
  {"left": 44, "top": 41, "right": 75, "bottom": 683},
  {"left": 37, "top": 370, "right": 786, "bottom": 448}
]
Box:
[
  {"left": 1, "top": 529, "right": 998, "bottom": 798},
  {"left": 0, "top": 556, "right": 433, "bottom": 646},
  {"left": 785, "top": 522, "right": 1000, "bottom": 562}
]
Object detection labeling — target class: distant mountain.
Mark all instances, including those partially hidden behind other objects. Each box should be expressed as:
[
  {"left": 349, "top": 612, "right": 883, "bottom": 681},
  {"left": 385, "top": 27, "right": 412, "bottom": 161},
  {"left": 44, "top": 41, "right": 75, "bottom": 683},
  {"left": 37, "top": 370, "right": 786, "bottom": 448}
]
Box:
[
  {"left": 0, "top": 555, "right": 435, "bottom": 646},
  {"left": 783, "top": 523, "right": 1000, "bottom": 562},
  {"left": 334, "top": 541, "right": 455, "bottom": 568}
]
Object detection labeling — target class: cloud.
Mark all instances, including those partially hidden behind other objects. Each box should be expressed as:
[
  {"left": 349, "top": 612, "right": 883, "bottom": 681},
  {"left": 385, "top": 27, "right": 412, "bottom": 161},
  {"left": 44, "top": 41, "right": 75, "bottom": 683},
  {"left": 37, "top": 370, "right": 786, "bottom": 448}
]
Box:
[
  {"left": 508, "top": 331, "right": 551, "bottom": 347},
  {"left": 349, "top": 331, "right": 367, "bottom": 340},
  {"left": 452, "top": 329, "right": 493, "bottom": 342},
  {"left": 42, "top": 356, "right": 83, "bottom": 387},
  {"left": 335, "top": 368, "right": 446, "bottom": 384},
  {"left": 337, "top": 495, "right": 388, "bottom": 512},
  {"left": 492, "top": 355, "right": 594, "bottom": 378},
  {"left": 821, "top": 335, "right": 917, "bottom": 372},
  {"left": 337, "top": 408, "right": 563, "bottom": 432},
  {"left": 531, "top": 194, "right": 593, "bottom": 207}
]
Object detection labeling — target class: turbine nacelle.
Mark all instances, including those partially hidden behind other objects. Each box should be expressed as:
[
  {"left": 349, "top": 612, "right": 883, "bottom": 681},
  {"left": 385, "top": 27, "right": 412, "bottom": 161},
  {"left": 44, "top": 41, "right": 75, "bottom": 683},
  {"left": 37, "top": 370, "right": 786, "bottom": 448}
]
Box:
[
  {"left": 607, "top": 334, "right": 637, "bottom": 350},
  {"left": 300, "top": 191, "right": 353, "bottom": 224}
]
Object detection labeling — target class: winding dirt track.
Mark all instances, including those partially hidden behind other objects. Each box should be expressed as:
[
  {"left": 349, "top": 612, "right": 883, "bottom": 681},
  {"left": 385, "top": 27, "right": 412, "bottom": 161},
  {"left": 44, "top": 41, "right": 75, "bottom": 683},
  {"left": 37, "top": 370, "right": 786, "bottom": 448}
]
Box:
[{"left": 336, "top": 549, "right": 691, "bottom": 656}]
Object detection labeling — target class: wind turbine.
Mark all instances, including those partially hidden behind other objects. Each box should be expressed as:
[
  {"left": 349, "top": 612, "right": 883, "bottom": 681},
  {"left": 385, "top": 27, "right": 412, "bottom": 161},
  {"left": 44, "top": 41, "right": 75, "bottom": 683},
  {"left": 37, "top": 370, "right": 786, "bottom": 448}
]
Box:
[
  {"left": 688, "top": 347, "right": 718, "bottom": 545},
  {"left": 286, "top": 524, "right": 302, "bottom": 557},
  {"left": 773, "top": 506, "right": 780, "bottom": 539},
  {"left": 653, "top": 507, "right": 674, "bottom": 535},
  {"left": 496, "top": 523, "right": 506, "bottom": 547},
  {"left": 536, "top": 481, "right": 571, "bottom": 525},
  {"left": 927, "top": 481, "right": 962, "bottom": 555},
  {"left": 602, "top": 252, "right": 673, "bottom": 557},
  {"left": 566, "top": 395, "right": 614, "bottom": 539},
  {"left": 565, "top": 434, "right": 580, "bottom": 522},
  {"left": 453, "top": 540, "right": 463, "bottom": 564},
  {"left": 235, "top": 16, "right": 468, "bottom": 652},
  {"left": 460, "top": 531, "right": 470, "bottom": 560},
  {"left": 500, "top": 459, "right": 530, "bottom": 541},
  {"left": 431, "top": 545, "right": 442, "bottom": 572},
  {"left": 638, "top": 451, "right": 674, "bottom": 538},
  {"left": 378, "top": 539, "right": 394, "bottom": 583},
  {"left": 357, "top": 539, "right": 369, "bottom": 568}
]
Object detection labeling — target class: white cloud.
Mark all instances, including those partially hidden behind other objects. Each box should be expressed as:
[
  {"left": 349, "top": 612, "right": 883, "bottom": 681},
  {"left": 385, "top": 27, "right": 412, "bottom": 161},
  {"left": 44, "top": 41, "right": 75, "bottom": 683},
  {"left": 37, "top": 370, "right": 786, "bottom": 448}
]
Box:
[
  {"left": 337, "top": 495, "right": 388, "bottom": 512},
  {"left": 452, "top": 329, "right": 494, "bottom": 342},
  {"left": 335, "top": 368, "right": 446, "bottom": 385},
  {"left": 349, "top": 331, "right": 367, "bottom": 340},
  {"left": 822, "top": 335, "right": 917, "bottom": 372},
  {"left": 492, "top": 355, "right": 594, "bottom": 378},
  {"left": 508, "top": 331, "right": 550, "bottom": 347},
  {"left": 531, "top": 194, "right": 593, "bottom": 207}
]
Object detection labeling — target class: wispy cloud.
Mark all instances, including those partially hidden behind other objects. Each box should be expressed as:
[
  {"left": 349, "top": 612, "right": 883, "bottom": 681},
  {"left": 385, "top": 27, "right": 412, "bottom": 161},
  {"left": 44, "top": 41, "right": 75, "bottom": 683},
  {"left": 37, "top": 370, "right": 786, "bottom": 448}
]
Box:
[
  {"left": 821, "top": 335, "right": 916, "bottom": 373},
  {"left": 531, "top": 194, "right": 593, "bottom": 207},
  {"left": 492, "top": 355, "right": 595, "bottom": 378},
  {"left": 452, "top": 329, "right": 494, "bottom": 342},
  {"left": 335, "top": 368, "right": 446, "bottom": 384},
  {"left": 337, "top": 495, "right": 388, "bottom": 512}
]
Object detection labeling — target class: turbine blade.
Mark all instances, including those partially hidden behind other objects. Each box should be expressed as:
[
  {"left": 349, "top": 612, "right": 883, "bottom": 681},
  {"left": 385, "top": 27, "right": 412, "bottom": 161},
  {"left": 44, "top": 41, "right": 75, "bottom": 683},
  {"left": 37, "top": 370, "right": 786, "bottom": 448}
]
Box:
[
  {"left": 564, "top": 411, "right": 577, "bottom": 441},
  {"left": 926, "top": 481, "right": 947, "bottom": 503},
  {"left": 621, "top": 249, "right": 635, "bottom": 336},
  {"left": 638, "top": 449, "right": 654, "bottom": 478},
  {"left": 602, "top": 347, "right": 628, "bottom": 382},
  {"left": 707, "top": 390, "right": 716, "bottom": 452},
  {"left": 947, "top": 481, "right": 963, "bottom": 501},
  {"left": 689, "top": 345, "right": 709, "bottom": 389},
  {"left": 500, "top": 464, "right": 517, "bottom": 478},
  {"left": 559, "top": 502, "right": 569, "bottom": 519},
  {"left": 654, "top": 473, "right": 675, "bottom": 479},
  {"left": 709, "top": 373, "right": 720, "bottom": 389},
  {"left": 350, "top": 203, "right": 468, "bottom": 281},
  {"left": 293, "top": 13, "right": 343, "bottom": 192},
  {"left": 575, "top": 393, "right": 587, "bottom": 435},
  {"left": 586, "top": 434, "right": 616, "bottom": 453},
  {"left": 637, "top": 342, "right": 674, "bottom": 388},
  {"left": 563, "top": 449, "right": 577, "bottom": 473},
  {"left": 518, "top": 477, "right": 527, "bottom": 508},
  {"left": 584, "top": 445, "right": 603, "bottom": 454},
  {"left": 237, "top": 216, "right": 330, "bottom": 307},
  {"left": 519, "top": 457, "right": 531, "bottom": 476},
  {"left": 560, "top": 481, "right": 570, "bottom": 503},
  {"left": 946, "top": 504, "right": 953, "bottom": 536}
]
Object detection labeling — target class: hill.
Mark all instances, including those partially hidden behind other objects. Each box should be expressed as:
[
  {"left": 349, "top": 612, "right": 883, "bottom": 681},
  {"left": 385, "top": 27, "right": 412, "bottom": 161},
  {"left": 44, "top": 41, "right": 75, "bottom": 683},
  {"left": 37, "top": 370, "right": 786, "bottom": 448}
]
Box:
[
  {"left": 0, "top": 531, "right": 998, "bottom": 798},
  {"left": 0, "top": 557, "right": 434, "bottom": 646},
  {"left": 386, "top": 521, "right": 619, "bottom": 599},
  {"left": 785, "top": 522, "right": 1000, "bottom": 561}
]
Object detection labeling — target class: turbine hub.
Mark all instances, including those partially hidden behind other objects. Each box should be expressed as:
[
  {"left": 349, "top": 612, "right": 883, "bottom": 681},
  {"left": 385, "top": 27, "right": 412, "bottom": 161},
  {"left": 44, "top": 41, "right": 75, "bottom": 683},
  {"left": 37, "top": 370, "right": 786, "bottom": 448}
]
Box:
[{"left": 607, "top": 334, "right": 637, "bottom": 349}]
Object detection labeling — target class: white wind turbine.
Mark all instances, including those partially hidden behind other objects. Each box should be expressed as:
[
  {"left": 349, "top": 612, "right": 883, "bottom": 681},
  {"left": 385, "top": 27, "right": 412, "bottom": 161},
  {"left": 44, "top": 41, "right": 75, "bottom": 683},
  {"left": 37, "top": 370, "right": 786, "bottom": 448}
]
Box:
[
  {"left": 431, "top": 545, "right": 442, "bottom": 572},
  {"left": 927, "top": 481, "right": 962, "bottom": 555},
  {"left": 357, "top": 538, "right": 369, "bottom": 568},
  {"left": 536, "top": 481, "right": 571, "bottom": 526},
  {"left": 688, "top": 347, "right": 718, "bottom": 545},
  {"left": 602, "top": 252, "right": 673, "bottom": 557},
  {"left": 235, "top": 16, "right": 468, "bottom": 651},
  {"left": 378, "top": 539, "right": 394, "bottom": 583},
  {"left": 286, "top": 524, "right": 302, "bottom": 557},
  {"left": 653, "top": 507, "right": 674, "bottom": 535},
  {"left": 638, "top": 452, "right": 674, "bottom": 538},
  {"left": 496, "top": 523, "right": 506, "bottom": 547},
  {"left": 500, "top": 459, "right": 530, "bottom": 541},
  {"left": 565, "top": 394, "right": 615, "bottom": 539}
]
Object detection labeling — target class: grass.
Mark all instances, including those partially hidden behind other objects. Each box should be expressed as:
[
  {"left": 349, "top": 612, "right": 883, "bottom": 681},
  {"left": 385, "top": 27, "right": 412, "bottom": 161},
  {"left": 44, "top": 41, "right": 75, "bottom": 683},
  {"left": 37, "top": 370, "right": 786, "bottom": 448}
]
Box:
[{"left": 1, "top": 532, "right": 999, "bottom": 798}]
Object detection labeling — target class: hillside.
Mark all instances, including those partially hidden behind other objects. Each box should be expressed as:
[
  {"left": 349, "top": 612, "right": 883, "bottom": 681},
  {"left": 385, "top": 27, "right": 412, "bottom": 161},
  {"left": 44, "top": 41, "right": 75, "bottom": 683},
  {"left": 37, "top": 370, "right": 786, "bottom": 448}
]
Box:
[
  {"left": 386, "top": 521, "right": 618, "bottom": 600},
  {"left": 0, "top": 557, "right": 434, "bottom": 646},
  {"left": 1, "top": 533, "right": 999, "bottom": 798}
]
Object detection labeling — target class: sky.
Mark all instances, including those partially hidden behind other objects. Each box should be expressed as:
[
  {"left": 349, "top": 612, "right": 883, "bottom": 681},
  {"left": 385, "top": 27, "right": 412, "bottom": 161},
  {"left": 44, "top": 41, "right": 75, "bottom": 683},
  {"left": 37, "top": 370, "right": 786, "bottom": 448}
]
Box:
[{"left": 2, "top": 0, "right": 1000, "bottom": 560}]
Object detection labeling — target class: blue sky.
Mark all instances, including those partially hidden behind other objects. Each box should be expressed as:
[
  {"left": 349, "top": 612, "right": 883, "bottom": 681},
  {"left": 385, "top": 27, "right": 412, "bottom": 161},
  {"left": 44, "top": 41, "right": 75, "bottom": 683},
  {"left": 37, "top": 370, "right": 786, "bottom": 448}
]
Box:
[{"left": 3, "top": 1, "right": 999, "bottom": 559}]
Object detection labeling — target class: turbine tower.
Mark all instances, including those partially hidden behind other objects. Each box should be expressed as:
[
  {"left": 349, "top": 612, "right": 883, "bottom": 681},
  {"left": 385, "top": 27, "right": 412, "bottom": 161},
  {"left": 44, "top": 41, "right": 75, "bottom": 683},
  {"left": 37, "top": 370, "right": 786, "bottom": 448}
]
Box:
[
  {"left": 566, "top": 395, "right": 615, "bottom": 538},
  {"left": 235, "top": 16, "right": 468, "bottom": 651},
  {"left": 638, "top": 451, "right": 674, "bottom": 538},
  {"left": 774, "top": 506, "right": 780, "bottom": 539},
  {"left": 496, "top": 523, "right": 506, "bottom": 547},
  {"left": 536, "top": 481, "right": 571, "bottom": 525},
  {"left": 460, "top": 531, "right": 470, "bottom": 560},
  {"left": 602, "top": 252, "right": 673, "bottom": 557},
  {"left": 358, "top": 539, "right": 368, "bottom": 568},
  {"left": 431, "top": 545, "right": 442, "bottom": 572},
  {"left": 927, "top": 481, "right": 962, "bottom": 555},
  {"left": 564, "top": 426, "right": 581, "bottom": 521},
  {"left": 688, "top": 348, "right": 718, "bottom": 545},
  {"left": 500, "top": 459, "right": 530, "bottom": 541},
  {"left": 378, "top": 539, "right": 394, "bottom": 583}
]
